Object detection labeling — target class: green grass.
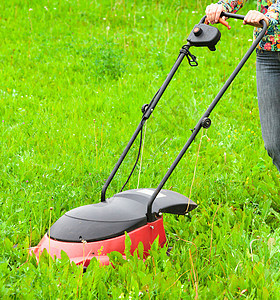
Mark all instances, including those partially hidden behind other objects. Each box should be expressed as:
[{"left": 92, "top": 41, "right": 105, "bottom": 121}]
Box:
[{"left": 1, "top": 0, "right": 280, "bottom": 298}]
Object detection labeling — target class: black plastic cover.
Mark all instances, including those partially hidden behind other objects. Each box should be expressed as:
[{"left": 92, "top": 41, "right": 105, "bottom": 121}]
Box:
[
  {"left": 187, "top": 24, "right": 221, "bottom": 51},
  {"left": 50, "top": 188, "right": 197, "bottom": 242}
]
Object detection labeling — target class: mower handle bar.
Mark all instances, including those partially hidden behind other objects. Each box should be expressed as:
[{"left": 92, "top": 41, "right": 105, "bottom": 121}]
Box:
[
  {"left": 101, "top": 13, "right": 267, "bottom": 220},
  {"left": 145, "top": 14, "right": 267, "bottom": 221}
]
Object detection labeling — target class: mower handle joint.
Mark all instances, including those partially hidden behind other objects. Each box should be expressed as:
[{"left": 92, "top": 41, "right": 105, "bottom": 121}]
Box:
[{"left": 180, "top": 46, "right": 198, "bottom": 66}]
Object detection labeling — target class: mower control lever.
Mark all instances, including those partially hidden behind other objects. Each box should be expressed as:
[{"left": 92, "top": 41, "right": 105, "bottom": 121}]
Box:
[{"left": 205, "top": 17, "right": 231, "bottom": 30}]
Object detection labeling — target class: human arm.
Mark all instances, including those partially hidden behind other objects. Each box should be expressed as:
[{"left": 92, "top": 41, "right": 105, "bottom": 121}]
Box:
[{"left": 263, "top": 0, "right": 280, "bottom": 28}]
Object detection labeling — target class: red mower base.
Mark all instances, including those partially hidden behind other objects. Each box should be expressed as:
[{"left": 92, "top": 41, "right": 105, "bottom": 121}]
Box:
[{"left": 30, "top": 218, "right": 166, "bottom": 267}]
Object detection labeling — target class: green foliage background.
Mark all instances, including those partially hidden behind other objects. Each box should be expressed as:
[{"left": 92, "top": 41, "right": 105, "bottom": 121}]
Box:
[{"left": 1, "top": 0, "right": 280, "bottom": 298}]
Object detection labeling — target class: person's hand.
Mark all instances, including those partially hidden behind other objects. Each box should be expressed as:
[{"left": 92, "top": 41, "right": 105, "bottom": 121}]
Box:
[
  {"left": 243, "top": 10, "right": 269, "bottom": 27},
  {"left": 205, "top": 3, "right": 226, "bottom": 24}
]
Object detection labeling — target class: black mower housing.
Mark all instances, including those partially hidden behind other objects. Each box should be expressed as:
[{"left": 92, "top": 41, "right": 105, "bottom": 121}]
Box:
[{"left": 49, "top": 189, "right": 197, "bottom": 242}]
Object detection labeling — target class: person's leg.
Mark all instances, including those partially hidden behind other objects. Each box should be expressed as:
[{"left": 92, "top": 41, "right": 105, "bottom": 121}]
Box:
[{"left": 256, "top": 50, "right": 280, "bottom": 173}]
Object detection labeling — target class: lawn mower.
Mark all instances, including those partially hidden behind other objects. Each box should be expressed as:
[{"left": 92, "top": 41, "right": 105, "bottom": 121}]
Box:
[{"left": 30, "top": 13, "right": 267, "bottom": 269}]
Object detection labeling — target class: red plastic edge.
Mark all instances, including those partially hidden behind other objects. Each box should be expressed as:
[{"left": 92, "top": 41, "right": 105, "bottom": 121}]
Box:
[{"left": 29, "top": 217, "right": 166, "bottom": 267}]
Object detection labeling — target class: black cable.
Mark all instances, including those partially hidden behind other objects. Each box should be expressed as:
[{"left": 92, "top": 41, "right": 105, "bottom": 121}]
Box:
[
  {"left": 119, "top": 88, "right": 160, "bottom": 192},
  {"left": 119, "top": 120, "right": 144, "bottom": 192},
  {"left": 119, "top": 76, "right": 175, "bottom": 193}
]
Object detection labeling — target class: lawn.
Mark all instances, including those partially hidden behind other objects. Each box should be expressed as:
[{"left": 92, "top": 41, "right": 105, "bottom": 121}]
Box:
[{"left": 1, "top": 0, "right": 280, "bottom": 298}]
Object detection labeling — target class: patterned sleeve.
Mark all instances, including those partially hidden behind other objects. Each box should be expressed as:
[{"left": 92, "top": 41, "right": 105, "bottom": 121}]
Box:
[
  {"left": 217, "top": 0, "right": 248, "bottom": 13},
  {"left": 265, "top": 1, "right": 280, "bottom": 27}
]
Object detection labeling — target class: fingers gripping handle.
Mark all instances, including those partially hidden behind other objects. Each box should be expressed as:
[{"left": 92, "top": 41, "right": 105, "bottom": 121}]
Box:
[
  {"left": 202, "top": 12, "right": 267, "bottom": 31},
  {"left": 205, "top": 17, "right": 231, "bottom": 29},
  {"left": 221, "top": 12, "right": 268, "bottom": 30}
]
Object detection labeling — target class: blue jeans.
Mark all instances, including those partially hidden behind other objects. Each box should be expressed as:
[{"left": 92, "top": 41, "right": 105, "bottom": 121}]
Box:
[{"left": 256, "top": 50, "right": 280, "bottom": 173}]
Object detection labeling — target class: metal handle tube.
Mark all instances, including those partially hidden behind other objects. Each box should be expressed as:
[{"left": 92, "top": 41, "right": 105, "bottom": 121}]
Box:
[
  {"left": 222, "top": 12, "right": 251, "bottom": 20},
  {"left": 146, "top": 17, "right": 267, "bottom": 221},
  {"left": 142, "top": 48, "right": 189, "bottom": 120},
  {"left": 101, "top": 49, "right": 188, "bottom": 202}
]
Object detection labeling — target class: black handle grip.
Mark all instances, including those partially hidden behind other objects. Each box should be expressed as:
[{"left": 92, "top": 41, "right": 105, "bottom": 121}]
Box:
[
  {"left": 221, "top": 12, "right": 244, "bottom": 20},
  {"left": 222, "top": 12, "right": 267, "bottom": 31},
  {"left": 201, "top": 12, "right": 267, "bottom": 32}
]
